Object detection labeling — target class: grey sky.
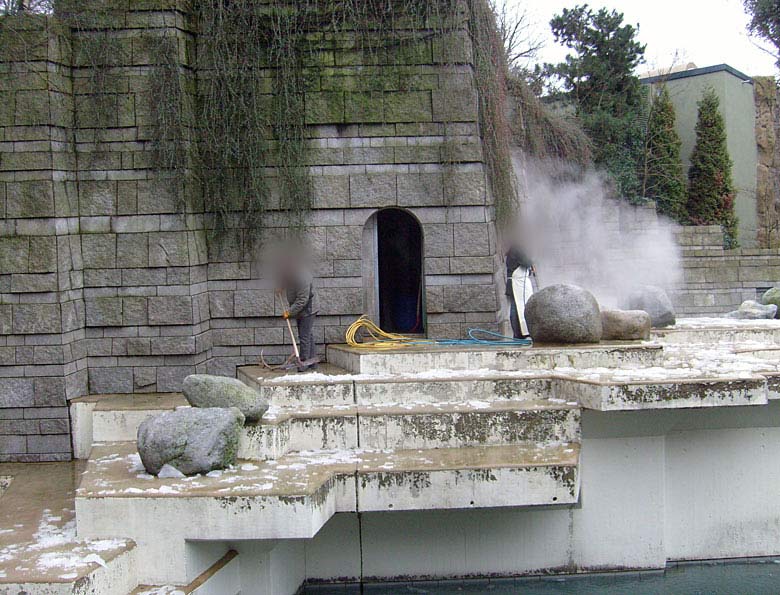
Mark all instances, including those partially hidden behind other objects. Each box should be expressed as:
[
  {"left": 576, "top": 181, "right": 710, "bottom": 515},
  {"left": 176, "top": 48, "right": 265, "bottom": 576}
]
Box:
[{"left": 511, "top": 0, "right": 776, "bottom": 77}]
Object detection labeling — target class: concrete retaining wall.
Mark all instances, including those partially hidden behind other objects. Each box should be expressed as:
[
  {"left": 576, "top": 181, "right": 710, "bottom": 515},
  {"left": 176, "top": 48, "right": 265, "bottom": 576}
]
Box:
[{"left": 262, "top": 404, "right": 780, "bottom": 590}]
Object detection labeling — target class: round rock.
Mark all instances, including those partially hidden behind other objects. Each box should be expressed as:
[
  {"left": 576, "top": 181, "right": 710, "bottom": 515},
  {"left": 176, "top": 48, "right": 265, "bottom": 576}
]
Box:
[
  {"left": 725, "top": 300, "right": 778, "bottom": 320},
  {"left": 183, "top": 374, "right": 268, "bottom": 422},
  {"left": 601, "top": 309, "right": 651, "bottom": 341},
  {"left": 627, "top": 285, "right": 676, "bottom": 328},
  {"left": 760, "top": 287, "right": 780, "bottom": 319},
  {"left": 137, "top": 407, "right": 245, "bottom": 476},
  {"left": 525, "top": 284, "right": 602, "bottom": 344}
]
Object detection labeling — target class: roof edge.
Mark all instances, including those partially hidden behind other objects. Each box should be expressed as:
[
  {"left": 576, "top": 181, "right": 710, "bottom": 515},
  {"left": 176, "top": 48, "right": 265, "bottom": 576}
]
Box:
[{"left": 640, "top": 63, "right": 753, "bottom": 85}]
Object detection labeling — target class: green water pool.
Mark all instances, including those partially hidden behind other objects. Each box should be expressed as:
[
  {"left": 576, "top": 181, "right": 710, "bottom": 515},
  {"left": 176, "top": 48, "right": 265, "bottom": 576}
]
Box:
[{"left": 303, "top": 558, "right": 780, "bottom": 594}]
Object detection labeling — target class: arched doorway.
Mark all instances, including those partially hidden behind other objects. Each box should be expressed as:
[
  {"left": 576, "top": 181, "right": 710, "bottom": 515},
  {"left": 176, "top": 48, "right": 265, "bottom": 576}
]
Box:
[{"left": 363, "top": 209, "right": 425, "bottom": 334}]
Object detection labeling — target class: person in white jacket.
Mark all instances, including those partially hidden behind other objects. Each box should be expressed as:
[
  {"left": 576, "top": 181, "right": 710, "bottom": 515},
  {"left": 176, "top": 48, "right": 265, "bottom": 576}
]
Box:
[{"left": 505, "top": 245, "right": 535, "bottom": 338}]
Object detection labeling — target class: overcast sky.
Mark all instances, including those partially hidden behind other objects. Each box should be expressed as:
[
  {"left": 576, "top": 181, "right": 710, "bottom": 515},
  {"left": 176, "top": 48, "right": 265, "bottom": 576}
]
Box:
[{"left": 511, "top": 0, "right": 777, "bottom": 77}]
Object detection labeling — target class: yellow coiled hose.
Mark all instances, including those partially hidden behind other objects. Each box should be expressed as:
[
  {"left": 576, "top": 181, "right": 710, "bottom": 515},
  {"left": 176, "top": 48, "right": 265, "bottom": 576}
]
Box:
[{"left": 345, "top": 315, "right": 434, "bottom": 349}]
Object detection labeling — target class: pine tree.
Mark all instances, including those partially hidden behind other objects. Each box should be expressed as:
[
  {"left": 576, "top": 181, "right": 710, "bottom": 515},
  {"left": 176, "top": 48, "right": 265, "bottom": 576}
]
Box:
[
  {"left": 643, "top": 85, "right": 687, "bottom": 222},
  {"left": 687, "top": 87, "right": 739, "bottom": 247},
  {"left": 544, "top": 5, "right": 647, "bottom": 201}
]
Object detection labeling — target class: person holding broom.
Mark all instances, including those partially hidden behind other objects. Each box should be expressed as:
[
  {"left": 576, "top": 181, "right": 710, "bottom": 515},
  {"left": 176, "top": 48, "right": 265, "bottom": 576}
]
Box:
[{"left": 275, "top": 250, "right": 318, "bottom": 373}]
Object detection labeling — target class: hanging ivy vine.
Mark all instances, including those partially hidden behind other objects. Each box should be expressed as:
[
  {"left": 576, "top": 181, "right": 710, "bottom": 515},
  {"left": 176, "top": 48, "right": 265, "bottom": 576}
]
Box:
[{"left": 1, "top": 0, "right": 521, "bottom": 240}]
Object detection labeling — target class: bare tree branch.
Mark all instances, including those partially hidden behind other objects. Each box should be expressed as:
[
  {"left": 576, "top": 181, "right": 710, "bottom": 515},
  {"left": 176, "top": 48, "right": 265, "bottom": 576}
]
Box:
[{"left": 489, "top": 0, "right": 544, "bottom": 72}]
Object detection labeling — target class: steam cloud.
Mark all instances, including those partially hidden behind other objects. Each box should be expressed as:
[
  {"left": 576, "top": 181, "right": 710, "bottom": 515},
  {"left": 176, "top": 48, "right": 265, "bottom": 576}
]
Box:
[{"left": 513, "top": 154, "right": 683, "bottom": 309}]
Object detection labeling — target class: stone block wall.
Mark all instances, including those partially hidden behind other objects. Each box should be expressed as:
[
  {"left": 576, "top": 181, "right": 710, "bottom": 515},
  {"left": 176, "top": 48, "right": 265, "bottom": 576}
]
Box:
[
  {"left": 0, "top": 3, "right": 500, "bottom": 460},
  {"left": 672, "top": 225, "right": 780, "bottom": 316}
]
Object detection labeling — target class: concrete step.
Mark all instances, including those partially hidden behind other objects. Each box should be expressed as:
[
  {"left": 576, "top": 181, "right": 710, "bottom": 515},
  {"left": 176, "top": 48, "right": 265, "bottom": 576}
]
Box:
[
  {"left": 327, "top": 343, "right": 664, "bottom": 375},
  {"left": 70, "top": 393, "right": 188, "bottom": 458},
  {"left": 652, "top": 322, "right": 780, "bottom": 345},
  {"left": 557, "top": 372, "right": 769, "bottom": 411},
  {"left": 76, "top": 441, "right": 580, "bottom": 584},
  {"left": 238, "top": 364, "right": 355, "bottom": 407},
  {"left": 71, "top": 394, "right": 579, "bottom": 460},
  {"left": 0, "top": 461, "right": 138, "bottom": 594},
  {"left": 244, "top": 399, "right": 580, "bottom": 458}
]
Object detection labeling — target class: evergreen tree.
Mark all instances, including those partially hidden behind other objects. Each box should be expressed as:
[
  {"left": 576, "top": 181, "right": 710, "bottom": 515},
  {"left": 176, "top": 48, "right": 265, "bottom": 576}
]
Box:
[
  {"left": 744, "top": 0, "right": 780, "bottom": 66},
  {"left": 687, "top": 87, "right": 739, "bottom": 246},
  {"left": 544, "top": 5, "right": 647, "bottom": 201},
  {"left": 643, "top": 85, "right": 687, "bottom": 222}
]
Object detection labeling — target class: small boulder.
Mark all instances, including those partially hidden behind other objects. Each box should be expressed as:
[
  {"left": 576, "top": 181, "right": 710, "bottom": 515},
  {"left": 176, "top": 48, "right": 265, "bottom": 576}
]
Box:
[
  {"left": 760, "top": 287, "right": 780, "bottom": 319},
  {"left": 137, "top": 407, "right": 245, "bottom": 476},
  {"left": 601, "top": 310, "right": 652, "bottom": 341},
  {"left": 183, "top": 374, "right": 268, "bottom": 422},
  {"left": 725, "top": 300, "right": 778, "bottom": 320},
  {"left": 525, "top": 284, "right": 602, "bottom": 344},
  {"left": 627, "top": 285, "right": 676, "bottom": 328}
]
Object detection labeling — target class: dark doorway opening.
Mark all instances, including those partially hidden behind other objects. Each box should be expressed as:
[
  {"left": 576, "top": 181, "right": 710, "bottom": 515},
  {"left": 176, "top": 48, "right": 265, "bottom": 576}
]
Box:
[{"left": 376, "top": 209, "right": 425, "bottom": 334}]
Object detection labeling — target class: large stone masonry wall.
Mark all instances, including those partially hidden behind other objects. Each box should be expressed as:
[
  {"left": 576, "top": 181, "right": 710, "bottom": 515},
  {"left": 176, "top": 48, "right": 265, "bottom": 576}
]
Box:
[
  {"left": 0, "top": 3, "right": 500, "bottom": 461},
  {"left": 0, "top": 17, "right": 80, "bottom": 462},
  {"left": 672, "top": 225, "right": 780, "bottom": 316}
]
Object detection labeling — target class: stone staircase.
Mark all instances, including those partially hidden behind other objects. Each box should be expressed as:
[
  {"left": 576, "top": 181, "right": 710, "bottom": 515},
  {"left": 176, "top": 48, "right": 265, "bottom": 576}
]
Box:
[
  {"left": 70, "top": 347, "right": 585, "bottom": 587},
  {"left": 12, "top": 322, "right": 779, "bottom": 592}
]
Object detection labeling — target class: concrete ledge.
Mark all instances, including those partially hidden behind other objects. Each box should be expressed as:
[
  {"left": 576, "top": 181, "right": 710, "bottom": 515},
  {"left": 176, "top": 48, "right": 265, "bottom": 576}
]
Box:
[{"left": 561, "top": 376, "right": 768, "bottom": 411}]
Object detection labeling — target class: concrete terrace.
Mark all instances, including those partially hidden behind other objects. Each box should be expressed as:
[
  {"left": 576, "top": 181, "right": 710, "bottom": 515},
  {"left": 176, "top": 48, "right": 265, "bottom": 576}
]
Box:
[{"left": 1, "top": 319, "right": 780, "bottom": 592}]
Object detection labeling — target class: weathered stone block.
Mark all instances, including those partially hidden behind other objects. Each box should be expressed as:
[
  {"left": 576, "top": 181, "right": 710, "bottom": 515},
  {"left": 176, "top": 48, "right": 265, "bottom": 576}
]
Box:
[
  {"left": 148, "top": 296, "right": 193, "bottom": 326},
  {"left": 305, "top": 92, "right": 345, "bottom": 124},
  {"left": 350, "top": 173, "right": 397, "bottom": 207},
  {"left": 444, "top": 171, "right": 487, "bottom": 205},
  {"left": 34, "top": 377, "right": 66, "bottom": 407},
  {"left": 0, "top": 378, "right": 35, "bottom": 408},
  {"left": 85, "top": 297, "right": 123, "bottom": 327},
  {"left": 122, "top": 297, "right": 148, "bottom": 326},
  {"left": 157, "top": 366, "right": 194, "bottom": 392},
  {"left": 423, "top": 224, "right": 453, "bottom": 257},
  {"left": 432, "top": 87, "right": 478, "bottom": 122},
  {"left": 319, "top": 287, "right": 363, "bottom": 314},
  {"left": 10, "top": 273, "right": 57, "bottom": 293},
  {"left": 234, "top": 290, "right": 274, "bottom": 318},
  {"left": 449, "top": 256, "right": 494, "bottom": 275},
  {"left": 13, "top": 304, "right": 61, "bottom": 334},
  {"left": 209, "top": 291, "right": 234, "bottom": 318},
  {"left": 7, "top": 181, "right": 54, "bottom": 218},
  {"left": 312, "top": 175, "right": 350, "bottom": 209},
  {"left": 0, "top": 237, "right": 29, "bottom": 274},
  {"left": 27, "top": 434, "right": 71, "bottom": 455},
  {"left": 384, "top": 91, "right": 432, "bottom": 123},
  {"left": 116, "top": 234, "right": 149, "bottom": 268},
  {"left": 134, "top": 367, "right": 157, "bottom": 391},
  {"left": 151, "top": 336, "right": 196, "bottom": 355},
  {"left": 90, "top": 367, "right": 133, "bottom": 394},
  {"left": 149, "top": 232, "right": 190, "bottom": 267},
  {"left": 452, "top": 223, "right": 490, "bottom": 256},
  {"left": 397, "top": 173, "right": 443, "bottom": 206},
  {"left": 326, "top": 226, "right": 362, "bottom": 260},
  {"left": 436, "top": 284, "right": 495, "bottom": 313},
  {"left": 344, "top": 91, "right": 384, "bottom": 123},
  {"left": 28, "top": 237, "right": 57, "bottom": 273},
  {"left": 79, "top": 181, "right": 116, "bottom": 216},
  {"left": 81, "top": 234, "right": 117, "bottom": 269}
]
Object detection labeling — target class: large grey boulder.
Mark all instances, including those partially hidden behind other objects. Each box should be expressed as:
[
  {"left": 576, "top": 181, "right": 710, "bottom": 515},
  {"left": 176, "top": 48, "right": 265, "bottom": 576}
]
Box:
[
  {"left": 137, "top": 407, "right": 245, "bottom": 476},
  {"left": 760, "top": 287, "right": 780, "bottom": 319},
  {"left": 627, "top": 285, "right": 676, "bottom": 328},
  {"left": 725, "top": 300, "right": 778, "bottom": 320},
  {"left": 601, "top": 310, "right": 652, "bottom": 341},
  {"left": 183, "top": 374, "right": 268, "bottom": 422},
  {"left": 525, "top": 284, "right": 602, "bottom": 344}
]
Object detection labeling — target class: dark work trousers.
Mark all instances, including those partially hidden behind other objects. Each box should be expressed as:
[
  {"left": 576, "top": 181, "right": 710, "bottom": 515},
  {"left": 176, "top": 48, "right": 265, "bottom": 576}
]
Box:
[
  {"left": 509, "top": 300, "right": 522, "bottom": 339},
  {"left": 296, "top": 311, "right": 316, "bottom": 362}
]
